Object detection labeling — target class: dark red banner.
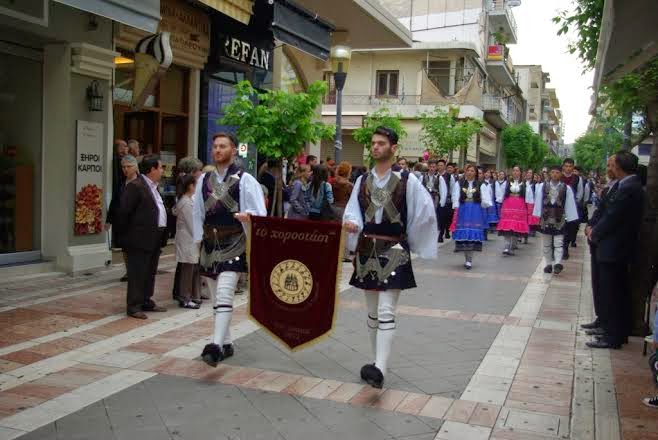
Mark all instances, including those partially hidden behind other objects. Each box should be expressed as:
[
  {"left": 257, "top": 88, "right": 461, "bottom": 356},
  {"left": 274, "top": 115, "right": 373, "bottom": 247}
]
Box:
[{"left": 249, "top": 216, "right": 344, "bottom": 350}]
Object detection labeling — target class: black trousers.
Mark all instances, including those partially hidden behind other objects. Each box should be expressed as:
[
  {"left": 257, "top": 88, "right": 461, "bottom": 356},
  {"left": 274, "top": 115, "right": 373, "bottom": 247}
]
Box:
[
  {"left": 126, "top": 247, "right": 161, "bottom": 314},
  {"left": 598, "top": 261, "right": 631, "bottom": 346},
  {"left": 564, "top": 221, "right": 580, "bottom": 245},
  {"left": 172, "top": 262, "right": 182, "bottom": 299},
  {"left": 589, "top": 242, "right": 605, "bottom": 326},
  {"left": 438, "top": 206, "right": 453, "bottom": 238}
]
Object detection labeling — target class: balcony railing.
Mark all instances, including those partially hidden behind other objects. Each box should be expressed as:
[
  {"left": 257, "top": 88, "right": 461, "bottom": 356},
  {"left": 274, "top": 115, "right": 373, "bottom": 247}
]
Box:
[
  {"left": 323, "top": 95, "right": 425, "bottom": 106},
  {"left": 482, "top": 94, "right": 525, "bottom": 125},
  {"left": 489, "top": 0, "right": 518, "bottom": 39}
]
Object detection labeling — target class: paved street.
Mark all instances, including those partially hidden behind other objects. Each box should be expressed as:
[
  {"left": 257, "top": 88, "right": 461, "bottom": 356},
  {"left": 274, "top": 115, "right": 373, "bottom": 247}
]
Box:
[{"left": 0, "top": 234, "right": 654, "bottom": 440}]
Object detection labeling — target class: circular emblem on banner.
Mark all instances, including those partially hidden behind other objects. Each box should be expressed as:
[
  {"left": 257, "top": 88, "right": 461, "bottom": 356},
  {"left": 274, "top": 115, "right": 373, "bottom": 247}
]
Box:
[{"left": 270, "top": 259, "right": 313, "bottom": 305}]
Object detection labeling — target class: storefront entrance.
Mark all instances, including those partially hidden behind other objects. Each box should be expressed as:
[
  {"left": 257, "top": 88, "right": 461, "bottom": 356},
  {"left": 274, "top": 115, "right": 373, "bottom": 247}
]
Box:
[{"left": 0, "top": 48, "right": 43, "bottom": 265}]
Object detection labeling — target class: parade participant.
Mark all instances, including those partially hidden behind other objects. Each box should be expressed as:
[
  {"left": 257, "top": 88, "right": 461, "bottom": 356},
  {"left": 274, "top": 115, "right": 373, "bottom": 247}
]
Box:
[
  {"left": 437, "top": 159, "right": 454, "bottom": 242},
  {"left": 497, "top": 166, "right": 533, "bottom": 255},
  {"left": 195, "top": 132, "right": 267, "bottom": 366},
  {"left": 482, "top": 169, "right": 499, "bottom": 229},
  {"left": 450, "top": 164, "right": 492, "bottom": 269},
  {"left": 343, "top": 126, "right": 438, "bottom": 389},
  {"left": 525, "top": 169, "right": 540, "bottom": 241},
  {"left": 494, "top": 171, "right": 507, "bottom": 221},
  {"left": 575, "top": 166, "right": 590, "bottom": 223},
  {"left": 561, "top": 158, "right": 584, "bottom": 259},
  {"left": 421, "top": 160, "right": 447, "bottom": 242},
  {"left": 532, "top": 166, "right": 579, "bottom": 275}
]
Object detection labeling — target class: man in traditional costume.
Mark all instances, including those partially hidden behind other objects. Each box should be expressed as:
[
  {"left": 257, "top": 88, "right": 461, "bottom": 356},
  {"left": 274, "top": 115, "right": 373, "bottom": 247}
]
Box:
[
  {"left": 532, "top": 166, "right": 579, "bottom": 275},
  {"left": 343, "top": 127, "right": 438, "bottom": 388},
  {"left": 421, "top": 160, "right": 447, "bottom": 241},
  {"left": 561, "top": 158, "right": 584, "bottom": 259},
  {"left": 437, "top": 160, "right": 453, "bottom": 242},
  {"left": 194, "top": 132, "right": 266, "bottom": 366}
]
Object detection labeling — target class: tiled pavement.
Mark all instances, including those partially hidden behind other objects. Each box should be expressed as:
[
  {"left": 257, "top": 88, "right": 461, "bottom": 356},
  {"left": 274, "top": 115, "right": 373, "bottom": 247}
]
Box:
[{"left": 0, "top": 236, "right": 653, "bottom": 439}]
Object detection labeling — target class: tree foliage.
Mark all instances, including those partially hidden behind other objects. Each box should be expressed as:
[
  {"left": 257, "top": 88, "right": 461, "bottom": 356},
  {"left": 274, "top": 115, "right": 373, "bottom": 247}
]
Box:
[
  {"left": 419, "top": 107, "right": 482, "bottom": 157},
  {"left": 553, "top": 0, "right": 604, "bottom": 71},
  {"left": 353, "top": 107, "right": 407, "bottom": 151},
  {"left": 573, "top": 130, "right": 623, "bottom": 171},
  {"left": 501, "top": 123, "right": 553, "bottom": 170},
  {"left": 220, "top": 80, "right": 334, "bottom": 159}
]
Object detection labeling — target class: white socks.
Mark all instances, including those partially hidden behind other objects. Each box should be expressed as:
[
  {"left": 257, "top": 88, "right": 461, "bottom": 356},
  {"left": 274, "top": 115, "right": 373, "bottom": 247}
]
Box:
[
  {"left": 209, "top": 272, "right": 239, "bottom": 346},
  {"left": 365, "top": 292, "right": 378, "bottom": 356},
  {"left": 365, "top": 290, "right": 400, "bottom": 376}
]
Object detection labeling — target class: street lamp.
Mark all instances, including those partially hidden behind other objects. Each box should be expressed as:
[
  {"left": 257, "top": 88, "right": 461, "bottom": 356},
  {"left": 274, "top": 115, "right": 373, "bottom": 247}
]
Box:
[{"left": 330, "top": 45, "right": 351, "bottom": 162}]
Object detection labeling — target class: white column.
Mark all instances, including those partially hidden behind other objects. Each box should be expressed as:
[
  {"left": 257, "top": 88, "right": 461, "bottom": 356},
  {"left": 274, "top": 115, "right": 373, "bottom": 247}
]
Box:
[{"left": 187, "top": 68, "right": 200, "bottom": 158}]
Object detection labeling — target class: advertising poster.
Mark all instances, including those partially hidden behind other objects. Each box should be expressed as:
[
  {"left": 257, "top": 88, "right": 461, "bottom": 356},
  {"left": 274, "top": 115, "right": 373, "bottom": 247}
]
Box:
[{"left": 74, "top": 121, "right": 104, "bottom": 235}]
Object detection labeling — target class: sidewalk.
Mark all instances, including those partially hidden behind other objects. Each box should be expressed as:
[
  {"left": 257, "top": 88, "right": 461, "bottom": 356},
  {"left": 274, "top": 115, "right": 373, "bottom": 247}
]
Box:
[{"left": 0, "top": 235, "right": 653, "bottom": 439}]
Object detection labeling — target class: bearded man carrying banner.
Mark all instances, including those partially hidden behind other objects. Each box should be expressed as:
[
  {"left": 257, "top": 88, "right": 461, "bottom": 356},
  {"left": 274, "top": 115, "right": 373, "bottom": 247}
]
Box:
[
  {"left": 194, "top": 132, "right": 266, "bottom": 367},
  {"left": 343, "top": 126, "right": 438, "bottom": 389}
]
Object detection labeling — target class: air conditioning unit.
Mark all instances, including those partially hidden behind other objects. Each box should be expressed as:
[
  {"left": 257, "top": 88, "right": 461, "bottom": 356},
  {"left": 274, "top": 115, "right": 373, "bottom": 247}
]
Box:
[{"left": 507, "top": 0, "right": 522, "bottom": 7}]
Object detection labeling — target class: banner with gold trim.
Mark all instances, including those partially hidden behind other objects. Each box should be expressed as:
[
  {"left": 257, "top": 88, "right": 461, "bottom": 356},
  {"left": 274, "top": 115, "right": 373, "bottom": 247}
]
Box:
[{"left": 248, "top": 216, "right": 344, "bottom": 350}]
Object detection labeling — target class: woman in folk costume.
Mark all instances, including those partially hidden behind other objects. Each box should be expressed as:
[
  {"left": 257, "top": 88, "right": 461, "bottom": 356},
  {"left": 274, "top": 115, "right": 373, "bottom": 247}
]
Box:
[
  {"left": 494, "top": 170, "right": 507, "bottom": 222},
  {"left": 450, "top": 164, "right": 493, "bottom": 270},
  {"left": 482, "top": 169, "right": 499, "bottom": 229},
  {"left": 524, "top": 169, "right": 540, "bottom": 242},
  {"left": 497, "top": 165, "right": 534, "bottom": 255}
]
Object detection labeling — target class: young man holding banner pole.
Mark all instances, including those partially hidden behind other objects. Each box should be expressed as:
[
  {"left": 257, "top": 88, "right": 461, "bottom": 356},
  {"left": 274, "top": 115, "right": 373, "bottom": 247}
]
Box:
[
  {"left": 343, "top": 127, "right": 438, "bottom": 388},
  {"left": 194, "top": 133, "right": 266, "bottom": 366}
]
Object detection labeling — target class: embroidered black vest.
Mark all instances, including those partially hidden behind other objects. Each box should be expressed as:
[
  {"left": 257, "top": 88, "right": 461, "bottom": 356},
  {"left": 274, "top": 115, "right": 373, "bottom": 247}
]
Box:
[
  {"left": 458, "top": 179, "right": 482, "bottom": 203},
  {"left": 542, "top": 182, "right": 567, "bottom": 220},
  {"left": 357, "top": 171, "right": 409, "bottom": 237},
  {"left": 421, "top": 173, "right": 440, "bottom": 193},
  {"left": 505, "top": 179, "right": 526, "bottom": 198},
  {"left": 202, "top": 163, "right": 242, "bottom": 228},
  {"left": 440, "top": 173, "right": 453, "bottom": 203}
]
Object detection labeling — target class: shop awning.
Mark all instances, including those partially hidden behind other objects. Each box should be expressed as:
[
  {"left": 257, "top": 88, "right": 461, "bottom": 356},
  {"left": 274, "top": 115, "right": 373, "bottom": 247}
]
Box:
[
  {"left": 53, "top": 0, "right": 161, "bottom": 33},
  {"left": 272, "top": 0, "right": 334, "bottom": 61},
  {"left": 197, "top": 0, "right": 254, "bottom": 25}
]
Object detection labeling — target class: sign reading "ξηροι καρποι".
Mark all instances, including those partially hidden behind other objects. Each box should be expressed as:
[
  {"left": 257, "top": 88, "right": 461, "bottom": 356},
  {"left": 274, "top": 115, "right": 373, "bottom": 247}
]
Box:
[{"left": 74, "top": 120, "right": 104, "bottom": 236}]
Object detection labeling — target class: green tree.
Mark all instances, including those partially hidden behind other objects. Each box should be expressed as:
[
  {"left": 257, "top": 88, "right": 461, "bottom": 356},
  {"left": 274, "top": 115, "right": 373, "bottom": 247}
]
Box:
[
  {"left": 573, "top": 130, "right": 622, "bottom": 171},
  {"left": 419, "top": 107, "right": 483, "bottom": 158},
  {"left": 220, "top": 80, "right": 334, "bottom": 159},
  {"left": 353, "top": 107, "right": 407, "bottom": 153},
  {"left": 543, "top": 153, "right": 563, "bottom": 168},
  {"left": 501, "top": 123, "right": 535, "bottom": 168},
  {"left": 553, "top": 0, "right": 604, "bottom": 72}
]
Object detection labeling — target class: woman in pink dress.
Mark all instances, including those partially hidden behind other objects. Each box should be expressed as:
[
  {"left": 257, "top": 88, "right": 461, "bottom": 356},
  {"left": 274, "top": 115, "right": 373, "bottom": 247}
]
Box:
[{"left": 497, "top": 166, "right": 534, "bottom": 255}]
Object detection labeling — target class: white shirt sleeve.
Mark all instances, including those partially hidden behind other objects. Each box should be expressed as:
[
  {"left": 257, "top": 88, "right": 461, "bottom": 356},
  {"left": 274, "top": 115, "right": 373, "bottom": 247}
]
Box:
[
  {"left": 525, "top": 184, "right": 535, "bottom": 204},
  {"left": 342, "top": 176, "right": 364, "bottom": 252},
  {"left": 533, "top": 183, "right": 544, "bottom": 218},
  {"left": 439, "top": 176, "right": 448, "bottom": 207},
  {"left": 495, "top": 181, "right": 505, "bottom": 204},
  {"left": 405, "top": 173, "right": 438, "bottom": 259},
  {"left": 565, "top": 186, "right": 579, "bottom": 222},
  {"left": 239, "top": 173, "right": 267, "bottom": 218},
  {"left": 480, "top": 183, "right": 493, "bottom": 209},
  {"left": 584, "top": 181, "right": 591, "bottom": 203},
  {"left": 192, "top": 173, "right": 206, "bottom": 243},
  {"left": 451, "top": 180, "right": 461, "bottom": 209}
]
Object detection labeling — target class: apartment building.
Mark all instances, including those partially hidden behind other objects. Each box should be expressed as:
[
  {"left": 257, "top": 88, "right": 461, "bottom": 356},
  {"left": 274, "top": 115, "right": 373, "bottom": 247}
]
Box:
[{"left": 318, "top": 0, "right": 526, "bottom": 168}]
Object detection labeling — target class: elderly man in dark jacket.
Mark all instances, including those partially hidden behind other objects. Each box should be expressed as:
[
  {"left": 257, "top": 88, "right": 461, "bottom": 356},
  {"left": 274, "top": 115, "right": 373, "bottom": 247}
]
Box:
[
  {"left": 118, "top": 154, "right": 169, "bottom": 319},
  {"left": 586, "top": 150, "right": 645, "bottom": 349}
]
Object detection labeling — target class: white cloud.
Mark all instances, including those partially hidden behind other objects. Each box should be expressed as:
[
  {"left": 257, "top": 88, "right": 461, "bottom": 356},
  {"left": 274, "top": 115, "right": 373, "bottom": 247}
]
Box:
[{"left": 509, "top": 0, "right": 593, "bottom": 143}]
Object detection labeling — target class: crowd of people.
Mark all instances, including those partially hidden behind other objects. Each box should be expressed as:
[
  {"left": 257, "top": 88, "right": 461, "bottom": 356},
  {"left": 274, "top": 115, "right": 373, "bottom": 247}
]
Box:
[{"left": 107, "top": 129, "right": 653, "bottom": 394}]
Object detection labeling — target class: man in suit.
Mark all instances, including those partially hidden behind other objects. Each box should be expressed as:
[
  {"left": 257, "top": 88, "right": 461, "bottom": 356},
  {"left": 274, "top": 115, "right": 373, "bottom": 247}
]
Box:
[
  {"left": 118, "top": 154, "right": 169, "bottom": 319},
  {"left": 586, "top": 150, "right": 645, "bottom": 349},
  {"left": 581, "top": 155, "right": 618, "bottom": 335}
]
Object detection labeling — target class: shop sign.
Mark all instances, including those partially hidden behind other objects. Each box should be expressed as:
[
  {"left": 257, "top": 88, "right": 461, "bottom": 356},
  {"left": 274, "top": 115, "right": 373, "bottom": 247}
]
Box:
[
  {"left": 223, "top": 36, "right": 271, "bottom": 70},
  {"left": 74, "top": 121, "right": 104, "bottom": 236},
  {"left": 238, "top": 143, "right": 248, "bottom": 158}
]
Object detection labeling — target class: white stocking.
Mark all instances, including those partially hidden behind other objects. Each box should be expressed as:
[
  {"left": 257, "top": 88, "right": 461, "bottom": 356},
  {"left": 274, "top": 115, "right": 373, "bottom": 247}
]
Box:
[
  {"left": 553, "top": 235, "right": 564, "bottom": 264},
  {"left": 212, "top": 272, "right": 239, "bottom": 346},
  {"left": 542, "top": 234, "right": 554, "bottom": 265},
  {"left": 375, "top": 290, "right": 400, "bottom": 376},
  {"left": 365, "top": 291, "right": 379, "bottom": 358}
]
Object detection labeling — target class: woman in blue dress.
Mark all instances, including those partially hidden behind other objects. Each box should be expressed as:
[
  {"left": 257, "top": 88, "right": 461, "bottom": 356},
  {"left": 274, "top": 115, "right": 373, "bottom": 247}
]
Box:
[{"left": 483, "top": 169, "right": 499, "bottom": 229}]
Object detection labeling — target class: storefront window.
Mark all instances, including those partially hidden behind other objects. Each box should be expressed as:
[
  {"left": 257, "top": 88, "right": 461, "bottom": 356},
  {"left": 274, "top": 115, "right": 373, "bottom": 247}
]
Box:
[{"left": 0, "top": 51, "right": 42, "bottom": 260}]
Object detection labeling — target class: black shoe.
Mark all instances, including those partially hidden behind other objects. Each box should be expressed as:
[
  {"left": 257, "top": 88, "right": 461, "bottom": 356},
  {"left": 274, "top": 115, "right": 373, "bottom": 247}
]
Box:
[
  {"left": 120, "top": 275, "right": 128, "bottom": 282},
  {"left": 553, "top": 264, "right": 563, "bottom": 275},
  {"left": 222, "top": 344, "right": 234, "bottom": 359},
  {"left": 438, "top": 237, "right": 444, "bottom": 243},
  {"left": 581, "top": 319, "right": 600, "bottom": 330},
  {"left": 445, "top": 232, "right": 451, "bottom": 239},
  {"left": 563, "top": 248, "right": 570, "bottom": 260},
  {"left": 201, "top": 343, "right": 224, "bottom": 367},
  {"left": 571, "top": 242, "right": 577, "bottom": 248},
  {"left": 360, "top": 364, "right": 384, "bottom": 389},
  {"left": 586, "top": 339, "right": 621, "bottom": 349},
  {"left": 585, "top": 327, "right": 606, "bottom": 336},
  {"left": 543, "top": 265, "right": 553, "bottom": 274}
]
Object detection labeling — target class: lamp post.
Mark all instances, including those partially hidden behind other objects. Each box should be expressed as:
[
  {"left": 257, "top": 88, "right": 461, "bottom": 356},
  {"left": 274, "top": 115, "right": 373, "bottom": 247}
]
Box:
[{"left": 330, "top": 45, "right": 351, "bottom": 162}]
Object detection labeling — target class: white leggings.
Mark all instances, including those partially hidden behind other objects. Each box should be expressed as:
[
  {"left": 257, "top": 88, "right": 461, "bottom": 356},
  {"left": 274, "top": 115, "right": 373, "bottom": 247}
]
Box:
[
  {"left": 365, "top": 290, "right": 400, "bottom": 376},
  {"left": 542, "top": 234, "right": 564, "bottom": 265},
  {"left": 204, "top": 272, "right": 240, "bottom": 346}
]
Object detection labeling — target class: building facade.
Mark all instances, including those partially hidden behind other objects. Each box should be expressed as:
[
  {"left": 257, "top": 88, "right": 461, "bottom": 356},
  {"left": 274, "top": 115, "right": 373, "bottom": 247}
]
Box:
[{"left": 318, "top": 0, "right": 526, "bottom": 167}]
